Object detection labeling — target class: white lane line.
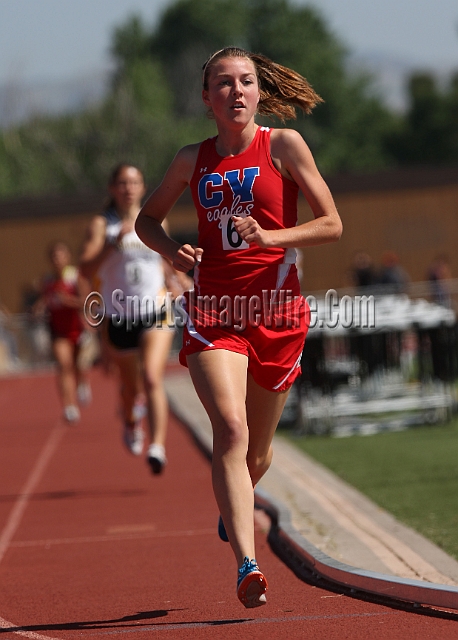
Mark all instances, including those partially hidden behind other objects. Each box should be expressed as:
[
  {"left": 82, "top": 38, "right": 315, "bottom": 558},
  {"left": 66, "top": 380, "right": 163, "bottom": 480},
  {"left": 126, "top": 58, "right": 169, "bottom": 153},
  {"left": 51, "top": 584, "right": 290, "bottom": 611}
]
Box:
[
  {"left": 0, "top": 423, "right": 65, "bottom": 640},
  {"left": 0, "top": 424, "right": 65, "bottom": 565},
  {"left": 0, "top": 617, "right": 59, "bottom": 640},
  {"left": 9, "top": 528, "right": 218, "bottom": 548}
]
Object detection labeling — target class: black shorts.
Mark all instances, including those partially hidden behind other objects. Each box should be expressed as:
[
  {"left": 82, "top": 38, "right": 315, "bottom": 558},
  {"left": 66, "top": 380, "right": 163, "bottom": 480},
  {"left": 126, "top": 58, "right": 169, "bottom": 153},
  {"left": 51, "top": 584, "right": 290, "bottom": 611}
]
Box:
[{"left": 106, "top": 313, "right": 167, "bottom": 351}]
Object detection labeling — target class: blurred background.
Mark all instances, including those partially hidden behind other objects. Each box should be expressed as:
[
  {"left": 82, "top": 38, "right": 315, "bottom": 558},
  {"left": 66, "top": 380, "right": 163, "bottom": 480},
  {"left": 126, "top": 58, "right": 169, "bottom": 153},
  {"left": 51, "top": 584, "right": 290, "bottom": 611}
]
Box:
[
  {"left": 0, "top": 0, "right": 458, "bottom": 382},
  {"left": 1, "top": 0, "right": 458, "bottom": 562}
]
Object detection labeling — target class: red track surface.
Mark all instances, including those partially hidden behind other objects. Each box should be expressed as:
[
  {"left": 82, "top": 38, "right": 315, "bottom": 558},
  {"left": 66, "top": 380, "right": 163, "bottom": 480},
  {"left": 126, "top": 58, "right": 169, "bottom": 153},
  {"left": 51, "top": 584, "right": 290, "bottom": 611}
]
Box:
[{"left": 0, "top": 367, "right": 457, "bottom": 639}]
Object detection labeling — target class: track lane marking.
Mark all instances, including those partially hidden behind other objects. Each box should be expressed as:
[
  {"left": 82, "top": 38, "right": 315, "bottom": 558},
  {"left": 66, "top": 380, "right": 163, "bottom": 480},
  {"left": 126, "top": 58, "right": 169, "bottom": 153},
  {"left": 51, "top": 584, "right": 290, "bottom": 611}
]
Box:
[
  {"left": 0, "top": 422, "right": 66, "bottom": 640},
  {"left": 9, "top": 528, "right": 218, "bottom": 548},
  {"left": 0, "top": 618, "right": 60, "bottom": 640},
  {"left": 0, "top": 611, "right": 403, "bottom": 638},
  {"left": 8, "top": 521, "right": 267, "bottom": 548},
  {"left": 0, "top": 423, "right": 65, "bottom": 564},
  {"left": 0, "top": 617, "right": 59, "bottom": 640}
]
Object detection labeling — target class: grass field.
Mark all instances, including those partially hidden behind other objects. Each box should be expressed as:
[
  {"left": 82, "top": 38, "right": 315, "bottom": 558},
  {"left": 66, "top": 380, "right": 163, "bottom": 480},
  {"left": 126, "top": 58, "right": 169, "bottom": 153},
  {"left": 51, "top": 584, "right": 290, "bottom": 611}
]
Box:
[{"left": 285, "top": 417, "right": 458, "bottom": 560}]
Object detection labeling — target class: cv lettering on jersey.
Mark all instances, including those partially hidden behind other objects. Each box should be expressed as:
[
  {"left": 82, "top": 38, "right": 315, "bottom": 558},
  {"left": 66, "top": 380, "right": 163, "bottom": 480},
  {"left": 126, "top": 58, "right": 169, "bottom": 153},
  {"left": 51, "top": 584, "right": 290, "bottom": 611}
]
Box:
[{"left": 198, "top": 167, "right": 260, "bottom": 208}]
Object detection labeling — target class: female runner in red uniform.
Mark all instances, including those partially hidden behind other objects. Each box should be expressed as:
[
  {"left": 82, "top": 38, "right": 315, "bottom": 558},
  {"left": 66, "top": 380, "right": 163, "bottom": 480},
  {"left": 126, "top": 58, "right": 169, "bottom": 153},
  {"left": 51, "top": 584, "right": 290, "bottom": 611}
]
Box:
[
  {"left": 135, "top": 47, "right": 342, "bottom": 607},
  {"left": 37, "top": 241, "right": 91, "bottom": 423}
]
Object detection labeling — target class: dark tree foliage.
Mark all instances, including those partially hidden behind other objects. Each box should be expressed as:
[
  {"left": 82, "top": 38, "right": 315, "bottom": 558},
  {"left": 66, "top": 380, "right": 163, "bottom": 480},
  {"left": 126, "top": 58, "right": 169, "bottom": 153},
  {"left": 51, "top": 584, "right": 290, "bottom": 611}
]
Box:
[
  {"left": 0, "top": 0, "right": 456, "bottom": 199},
  {"left": 151, "top": 0, "right": 249, "bottom": 118},
  {"left": 111, "top": 14, "right": 153, "bottom": 70},
  {"left": 147, "top": 0, "right": 395, "bottom": 173},
  {"left": 385, "top": 72, "right": 458, "bottom": 165}
]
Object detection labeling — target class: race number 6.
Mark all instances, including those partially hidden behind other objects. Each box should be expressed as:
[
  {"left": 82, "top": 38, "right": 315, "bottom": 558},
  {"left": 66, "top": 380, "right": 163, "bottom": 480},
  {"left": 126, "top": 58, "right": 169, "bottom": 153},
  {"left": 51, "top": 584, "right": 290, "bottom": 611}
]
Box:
[{"left": 222, "top": 214, "right": 249, "bottom": 251}]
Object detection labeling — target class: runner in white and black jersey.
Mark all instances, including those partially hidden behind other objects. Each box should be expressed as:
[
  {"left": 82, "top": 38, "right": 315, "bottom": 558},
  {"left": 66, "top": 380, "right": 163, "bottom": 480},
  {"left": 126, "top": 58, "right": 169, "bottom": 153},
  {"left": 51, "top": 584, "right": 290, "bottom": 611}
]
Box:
[{"left": 80, "top": 163, "right": 190, "bottom": 474}]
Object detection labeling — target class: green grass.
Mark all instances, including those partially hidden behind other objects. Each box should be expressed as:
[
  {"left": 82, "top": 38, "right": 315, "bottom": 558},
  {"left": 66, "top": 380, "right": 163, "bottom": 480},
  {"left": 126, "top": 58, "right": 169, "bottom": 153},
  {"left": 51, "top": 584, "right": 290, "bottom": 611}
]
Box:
[{"left": 284, "top": 418, "right": 458, "bottom": 560}]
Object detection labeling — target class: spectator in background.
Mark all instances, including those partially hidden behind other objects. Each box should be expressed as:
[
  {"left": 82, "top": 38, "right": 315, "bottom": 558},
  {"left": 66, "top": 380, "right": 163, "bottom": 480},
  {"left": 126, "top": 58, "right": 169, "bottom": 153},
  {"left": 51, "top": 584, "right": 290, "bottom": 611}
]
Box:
[
  {"left": 378, "top": 250, "right": 409, "bottom": 295},
  {"left": 22, "top": 279, "right": 42, "bottom": 315},
  {"left": 0, "top": 297, "right": 19, "bottom": 369},
  {"left": 350, "top": 251, "right": 378, "bottom": 291},
  {"left": 34, "top": 241, "right": 92, "bottom": 423},
  {"left": 22, "top": 279, "right": 50, "bottom": 364},
  {"left": 428, "top": 253, "right": 453, "bottom": 308}
]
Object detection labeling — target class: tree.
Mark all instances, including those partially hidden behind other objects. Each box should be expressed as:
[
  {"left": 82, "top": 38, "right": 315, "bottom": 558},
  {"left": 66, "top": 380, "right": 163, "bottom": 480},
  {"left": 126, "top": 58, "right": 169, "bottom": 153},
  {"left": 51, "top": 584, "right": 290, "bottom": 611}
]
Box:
[
  {"left": 150, "top": 0, "right": 249, "bottom": 118},
  {"left": 385, "top": 72, "right": 458, "bottom": 166},
  {"left": 3, "top": 0, "right": 437, "bottom": 198},
  {"left": 145, "top": 0, "right": 395, "bottom": 173},
  {"left": 110, "top": 14, "right": 153, "bottom": 73}
]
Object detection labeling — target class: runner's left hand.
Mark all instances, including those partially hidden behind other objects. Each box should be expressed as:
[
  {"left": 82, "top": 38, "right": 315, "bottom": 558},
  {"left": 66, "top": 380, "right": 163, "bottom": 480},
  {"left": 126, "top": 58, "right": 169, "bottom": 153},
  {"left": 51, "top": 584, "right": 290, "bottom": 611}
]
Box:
[{"left": 231, "top": 216, "right": 270, "bottom": 248}]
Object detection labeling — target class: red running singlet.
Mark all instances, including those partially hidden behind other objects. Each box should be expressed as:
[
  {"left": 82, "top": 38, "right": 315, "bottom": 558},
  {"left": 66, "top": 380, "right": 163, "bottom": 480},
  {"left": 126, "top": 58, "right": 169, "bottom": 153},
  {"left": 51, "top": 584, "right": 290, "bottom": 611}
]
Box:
[
  {"left": 189, "top": 126, "right": 300, "bottom": 299},
  {"left": 179, "top": 126, "right": 309, "bottom": 391},
  {"left": 43, "top": 266, "right": 84, "bottom": 344}
]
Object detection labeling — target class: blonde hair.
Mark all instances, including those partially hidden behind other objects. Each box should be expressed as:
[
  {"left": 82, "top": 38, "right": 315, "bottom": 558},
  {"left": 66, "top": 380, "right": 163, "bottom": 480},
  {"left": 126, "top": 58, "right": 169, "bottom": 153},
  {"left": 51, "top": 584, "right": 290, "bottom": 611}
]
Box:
[{"left": 202, "top": 46, "right": 323, "bottom": 121}]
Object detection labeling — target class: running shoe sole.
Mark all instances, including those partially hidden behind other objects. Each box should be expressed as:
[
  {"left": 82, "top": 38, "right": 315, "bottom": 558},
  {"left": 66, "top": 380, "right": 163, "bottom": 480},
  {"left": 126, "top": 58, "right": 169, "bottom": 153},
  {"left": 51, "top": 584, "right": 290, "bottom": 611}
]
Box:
[{"left": 237, "top": 571, "right": 268, "bottom": 608}]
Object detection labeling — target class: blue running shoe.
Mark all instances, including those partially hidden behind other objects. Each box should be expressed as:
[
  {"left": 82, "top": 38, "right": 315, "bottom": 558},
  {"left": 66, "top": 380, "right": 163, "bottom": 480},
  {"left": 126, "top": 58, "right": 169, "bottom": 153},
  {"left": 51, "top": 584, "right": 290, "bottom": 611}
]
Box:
[
  {"left": 237, "top": 557, "right": 267, "bottom": 608},
  {"left": 218, "top": 515, "right": 229, "bottom": 542}
]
